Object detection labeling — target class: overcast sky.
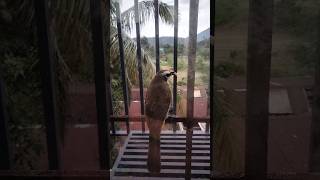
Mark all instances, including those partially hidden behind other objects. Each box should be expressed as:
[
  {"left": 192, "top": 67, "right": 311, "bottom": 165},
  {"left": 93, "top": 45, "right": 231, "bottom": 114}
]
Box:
[{"left": 119, "top": 0, "right": 210, "bottom": 38}]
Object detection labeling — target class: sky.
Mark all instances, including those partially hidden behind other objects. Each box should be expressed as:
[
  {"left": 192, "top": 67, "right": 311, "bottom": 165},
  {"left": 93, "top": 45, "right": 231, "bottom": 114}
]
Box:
[{"left": 119, "top": 0, "right": 210, "bottom": 38}]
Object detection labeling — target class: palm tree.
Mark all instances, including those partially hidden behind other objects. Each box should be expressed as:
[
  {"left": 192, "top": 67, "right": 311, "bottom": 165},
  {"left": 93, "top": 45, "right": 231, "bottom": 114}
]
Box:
[
  {"left": 2, "top": 0, "right": 173, "bottom": 170},
  {"left": 7, "top": 0, "right": 173, "bottom": 84}
]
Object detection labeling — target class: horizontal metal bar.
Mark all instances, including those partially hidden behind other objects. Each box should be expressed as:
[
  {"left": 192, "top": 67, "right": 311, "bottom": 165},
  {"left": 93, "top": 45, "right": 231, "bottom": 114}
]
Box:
[
  {"left": 2, "top": 171, "right": 320, "bottom": 180},
  {"left": 110, "top": 115, "right": 210, "bottom": 123},
  {"left": 110, "top": 130, "right": 210, "bottom": 137}
]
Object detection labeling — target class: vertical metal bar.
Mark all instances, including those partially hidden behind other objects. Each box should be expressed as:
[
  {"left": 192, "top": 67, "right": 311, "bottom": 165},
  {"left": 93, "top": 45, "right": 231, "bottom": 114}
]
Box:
[
  {"left": 173, "top": 0, "right": 178, "bottom": 114},
  {"left": 309, "top": 10, "right": 320, "bottom": 172},
  {"left": 110, "top": 93, "right": 116, "bottom": 135},
  {"left": 90, "top": 0, "right": 111, "bottom": 169},
  {"left": 0, "top": 74, "right": 11, "bottom": 170},
  {"left": 115, "top": 2, "right": 130, "bottom": 134},
  {"left": 205, "top": 117, "right": 209, "bottom": 132},
  {"left": 134, "top": 0, "right": 145, "bottom": 133},
  {"left": 245, "top": 0, "right": 273, "bottom": 179},
  {"left": 154, "top": 0, "right": 160, "bottom": 73},
  {"left": 109, "top": 80, "right": 115, "bottom": 135},
  {"left": 210, "top": 0, "right": 216, "bottom": 178},
  {"left": 186, "top": 0, "right": 199, "bottom": 179},
  {"left": 104, "top": 16, "right": 116, "bottom": 135},
  {"left": 34, "top": 0, "right": 61, "bottom": 170}
]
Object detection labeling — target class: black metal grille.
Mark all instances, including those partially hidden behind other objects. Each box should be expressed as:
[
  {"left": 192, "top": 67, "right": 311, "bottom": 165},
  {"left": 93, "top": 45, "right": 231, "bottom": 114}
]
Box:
[
  {"left": 111, "top": 132, "right": 210, "bottom": 179},
  {"left": 0, "top": 0, "right": 290, "bottom": 179}
]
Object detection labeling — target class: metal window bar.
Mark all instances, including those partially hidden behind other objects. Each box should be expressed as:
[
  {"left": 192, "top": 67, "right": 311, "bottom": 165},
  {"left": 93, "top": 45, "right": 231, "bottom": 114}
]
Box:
[
  {"left": 108, "top": 76, "right": 115, "bottom": 134},
  {"left": 109, "top": 84, "right": 116, "bottom": 135},
  {"left": 34, "top": 0, "right": 61, "bottom": 170},
  {"left": 154, "top": 0, "right": 160, "bottom": 73},
  {"left": 0, "top": 0, "right": 279, "bottom": 179},
  {"left": 186, "top": 0, "right": 200, "bottom": 179},
  {"left": 0, "top": 74, "right": 11, "bottom": 170},
  {"left": 309, "top": 9, "right": 320, "bottom": 172},
  {"left": 134, "top": 0, "right": 146, "bottom": 133},
  {"left": 210, "top": 0, "right": 216, "bottom": 177},
  {"left": 245, "top": 0, "right": 273, "bottom": 179},
  {"left": 172, "top": 0, "right": 178, "bottom": 114},
  {"left": 115, "top": 2, "right": 130, "bottom": 134},
  {"left": 171, "top": 0, "right": 179, "bottom": 133},
  {"left": 90, "top": 0, "right": 111, "bottom": 170}
]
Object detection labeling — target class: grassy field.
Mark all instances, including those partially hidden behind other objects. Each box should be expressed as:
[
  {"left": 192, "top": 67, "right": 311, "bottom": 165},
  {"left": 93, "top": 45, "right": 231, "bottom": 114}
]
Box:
[
  {"left": 214, "top": 0, "right": 313, "bottom": 78},
  {"left": 155, "top": 0, "right": 314, "bottom": 90},
  {"left": 160, "top": 53, "right": 209, "bottom": 86}
]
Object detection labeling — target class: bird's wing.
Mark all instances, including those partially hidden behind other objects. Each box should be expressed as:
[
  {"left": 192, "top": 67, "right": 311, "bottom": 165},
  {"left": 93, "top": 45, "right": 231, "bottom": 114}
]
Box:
[{"left": 145, "top": 82, "right": 171, "bottom": 120}]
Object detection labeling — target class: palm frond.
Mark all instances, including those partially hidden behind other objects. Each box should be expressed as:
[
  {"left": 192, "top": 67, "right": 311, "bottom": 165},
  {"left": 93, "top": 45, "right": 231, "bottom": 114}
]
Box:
[
  {"left": 120, "top": 0, "right": 174, "bottom": 33},
  {"left": 110, "top": 27, "right": 155, "bottom": 87}
]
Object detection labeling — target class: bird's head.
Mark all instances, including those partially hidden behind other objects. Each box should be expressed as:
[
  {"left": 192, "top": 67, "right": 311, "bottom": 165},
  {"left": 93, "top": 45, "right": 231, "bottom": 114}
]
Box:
[{"left": 157, "top": 69, "right": 177, "bottom": 81}]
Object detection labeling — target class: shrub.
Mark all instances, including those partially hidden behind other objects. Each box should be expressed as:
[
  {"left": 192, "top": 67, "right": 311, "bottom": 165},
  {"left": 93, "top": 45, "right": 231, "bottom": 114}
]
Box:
[{"left": 215, "top": 61, "right": 245, "bottom": 78}]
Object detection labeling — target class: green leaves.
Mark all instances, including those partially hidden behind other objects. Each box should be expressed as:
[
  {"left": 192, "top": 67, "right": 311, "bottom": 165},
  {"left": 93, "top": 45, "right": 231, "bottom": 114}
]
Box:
[
  {"left": 120, "top": 1, "right": 174, "bottom": 33},
  {"left": 216, "top": 0, "right": 241, "bottom": 25},
  {"left": 1, "top": 42, "right": 44, "bottom": 170}
]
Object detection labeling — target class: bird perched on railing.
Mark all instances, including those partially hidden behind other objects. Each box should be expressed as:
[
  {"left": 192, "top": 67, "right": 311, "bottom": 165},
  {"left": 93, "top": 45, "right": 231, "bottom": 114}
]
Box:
[{"left": 145, "top": 69, "right": 177, "bottom": 174}]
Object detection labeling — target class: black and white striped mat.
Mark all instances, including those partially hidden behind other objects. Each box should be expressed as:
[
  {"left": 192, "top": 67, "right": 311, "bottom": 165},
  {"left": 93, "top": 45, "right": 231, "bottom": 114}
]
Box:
[{"left": 111, "top": 131, "right": 211, "bottom": 179}]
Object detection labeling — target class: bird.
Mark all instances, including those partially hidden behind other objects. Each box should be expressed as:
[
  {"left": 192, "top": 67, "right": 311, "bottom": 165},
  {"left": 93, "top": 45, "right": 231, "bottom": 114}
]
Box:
[{"left": 145, "top": 69, "right": 177, "bottom": 174}]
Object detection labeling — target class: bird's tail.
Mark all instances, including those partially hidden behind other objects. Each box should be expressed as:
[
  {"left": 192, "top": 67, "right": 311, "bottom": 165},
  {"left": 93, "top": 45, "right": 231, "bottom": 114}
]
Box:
[
  {"left": 148, "top": 136, "right": 161, "bottom": 174},
  {"left": 147, "top": 118, "right": 163, "bottom": 174}
]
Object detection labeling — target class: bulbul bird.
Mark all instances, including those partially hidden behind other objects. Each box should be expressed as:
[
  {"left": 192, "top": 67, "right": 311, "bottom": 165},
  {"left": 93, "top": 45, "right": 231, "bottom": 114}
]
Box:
[{"left": 145, "top": 69, "right": 177, "bottom": 174}]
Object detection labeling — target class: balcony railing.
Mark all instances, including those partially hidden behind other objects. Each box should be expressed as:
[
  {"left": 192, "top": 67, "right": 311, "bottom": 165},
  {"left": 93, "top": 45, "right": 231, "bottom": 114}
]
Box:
[{"left": 1, "top": 0, "right": 320, "bottom": 179}]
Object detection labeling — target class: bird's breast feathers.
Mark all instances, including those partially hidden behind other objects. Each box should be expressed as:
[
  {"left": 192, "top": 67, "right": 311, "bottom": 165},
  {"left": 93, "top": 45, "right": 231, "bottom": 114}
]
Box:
[{"left": 145, "top": 81, "right": 171, "bottom": 120}]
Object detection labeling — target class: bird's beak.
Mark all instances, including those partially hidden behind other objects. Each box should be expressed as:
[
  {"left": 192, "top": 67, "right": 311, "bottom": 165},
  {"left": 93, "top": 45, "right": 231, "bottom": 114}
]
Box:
[{"left": 172, "top": 71, "right": 177, "bottom": 76}]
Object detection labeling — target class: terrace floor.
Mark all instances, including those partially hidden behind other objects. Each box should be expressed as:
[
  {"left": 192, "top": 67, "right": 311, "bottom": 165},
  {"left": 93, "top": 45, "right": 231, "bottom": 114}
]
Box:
[{"left": 111, "top": 131, "right": 211, "bottom": 180}]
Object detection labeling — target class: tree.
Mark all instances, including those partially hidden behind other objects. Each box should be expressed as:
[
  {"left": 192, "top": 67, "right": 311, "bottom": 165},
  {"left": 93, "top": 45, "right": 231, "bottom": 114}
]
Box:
[
  {"left": 1, "top": 0, "right": 174, "bottom": 170},
  {"left": 274, "top": 0, "right": 320, "bottom": 74},
  {"left": 178, "top": 43, "right": 185, "bottom": 54},
  {"left": 141, "top": 36, "right": 150, "bottom": 49}
]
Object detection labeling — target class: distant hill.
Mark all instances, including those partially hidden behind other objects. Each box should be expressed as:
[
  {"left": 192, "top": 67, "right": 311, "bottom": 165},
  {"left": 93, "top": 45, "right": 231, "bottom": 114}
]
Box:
[
  {"left": 197, "top": 28, "right": 210, "bottom": 42},
  {"left": 136, "top": 28, "right": 210, "bottom": 47},
  {"left": 144, "top": 37, "right": 187, "bottom": 46}
]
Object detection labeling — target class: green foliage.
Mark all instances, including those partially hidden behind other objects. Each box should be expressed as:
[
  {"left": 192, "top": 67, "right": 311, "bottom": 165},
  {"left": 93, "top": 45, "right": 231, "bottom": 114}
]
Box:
[
  {"left": 177, "top": 58, "right": 186, "bottom": 71},
  {"left": 162, "top": 44, "right": 173, "bottom": 54},
  {"left": 141, "top": 36, "right": 151, "bottom": 50},
  {"left": 178, "top": 44, "right": 185, "bottom": 55},
  {"left": 291, "top": 42, "right": 316, "bottom": 73},
  {"left": 177, "top": 80, "right": 186, "bottom": 86},
  {"left": 215, "top": 61, "right": 245, "bottom": 78},
  {"left": 274, "top": 0, "right": 319, "bottom": 72},
  {"left": 216, "top": 0, "right": 241, "bottom": 25},
  {"left": 274, "top": 0, "right": 320, "bottom": 35},
  {"left": 111, "top": 79, "right": 126, "bottom": 115},
  {"left": 120, "top": 1, "right": 174, "bottom": 33},
  {"left": 1, "top": 0, "right": 173, "bottom": 170},
  {"left": 196, "top": 57, "right": 208, "bottom": 72},
  {"left": 213, "top": 88, "right": 241, "bottom": 172},
  {"left": 229, "top": 50, "right": 238, "bottom": 59},
  {"left": 197, "top": 40, "right": 210, "bottom": 60},
  {"left": 1, "top": 38, "right": 44, "bottom": 170}
]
